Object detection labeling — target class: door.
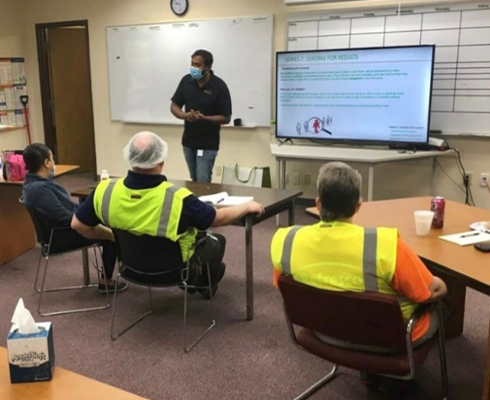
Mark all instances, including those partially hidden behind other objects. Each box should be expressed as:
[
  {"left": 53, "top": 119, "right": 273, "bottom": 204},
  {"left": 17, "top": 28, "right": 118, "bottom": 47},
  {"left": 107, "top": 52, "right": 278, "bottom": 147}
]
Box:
[{"left": 36, "top": 21, "right": 96, "bottom": 173}]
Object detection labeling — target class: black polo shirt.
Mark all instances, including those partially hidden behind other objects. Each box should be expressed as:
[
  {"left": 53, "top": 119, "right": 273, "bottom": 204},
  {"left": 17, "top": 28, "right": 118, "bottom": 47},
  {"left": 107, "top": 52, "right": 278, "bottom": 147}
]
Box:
[{"left": 171, "top": 72, "right": 232, "bottom": 150}]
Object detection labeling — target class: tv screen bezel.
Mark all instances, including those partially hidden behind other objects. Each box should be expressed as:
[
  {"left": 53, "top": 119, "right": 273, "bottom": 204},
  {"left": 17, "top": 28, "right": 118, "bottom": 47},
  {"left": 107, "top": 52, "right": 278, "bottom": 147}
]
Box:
[{"left": 275, "top": 44, "right": 435, "bottom": 146}]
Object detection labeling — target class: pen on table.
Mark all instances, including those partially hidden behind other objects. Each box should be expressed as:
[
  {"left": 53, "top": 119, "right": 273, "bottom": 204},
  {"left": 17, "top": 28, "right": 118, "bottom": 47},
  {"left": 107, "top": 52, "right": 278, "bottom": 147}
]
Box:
[
  {"left": 216, "top": 198, "right": 225, "bottom": 204},
  {"left": 460, "top": 232, "right": 480, "bottom": 238}
]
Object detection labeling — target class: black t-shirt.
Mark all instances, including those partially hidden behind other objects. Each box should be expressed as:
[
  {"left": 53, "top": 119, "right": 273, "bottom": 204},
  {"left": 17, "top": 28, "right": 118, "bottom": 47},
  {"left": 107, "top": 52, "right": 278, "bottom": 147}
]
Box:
[{"left": 171, "top": 72, "right": 232, "bottom": 150}]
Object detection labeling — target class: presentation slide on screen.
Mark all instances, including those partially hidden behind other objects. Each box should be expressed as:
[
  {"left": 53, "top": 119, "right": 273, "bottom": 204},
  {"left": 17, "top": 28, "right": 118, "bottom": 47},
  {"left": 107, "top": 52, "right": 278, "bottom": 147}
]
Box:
[{"left": 276, "top": 46, "right": 434, "bottom": 143}]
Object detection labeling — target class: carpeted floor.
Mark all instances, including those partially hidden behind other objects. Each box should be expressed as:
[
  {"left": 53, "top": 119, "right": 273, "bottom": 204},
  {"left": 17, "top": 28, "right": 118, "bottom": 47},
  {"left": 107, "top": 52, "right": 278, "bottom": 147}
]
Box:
[{"left": 1, "top": 173, "right": 488, "bottom": 400}]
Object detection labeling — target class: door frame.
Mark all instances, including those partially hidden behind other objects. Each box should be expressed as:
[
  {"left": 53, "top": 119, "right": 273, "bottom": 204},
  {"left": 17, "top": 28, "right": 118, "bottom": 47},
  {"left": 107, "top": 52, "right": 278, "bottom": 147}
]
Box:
[{"left": 35, "top": 19, "right": 97, "bottom": 171}]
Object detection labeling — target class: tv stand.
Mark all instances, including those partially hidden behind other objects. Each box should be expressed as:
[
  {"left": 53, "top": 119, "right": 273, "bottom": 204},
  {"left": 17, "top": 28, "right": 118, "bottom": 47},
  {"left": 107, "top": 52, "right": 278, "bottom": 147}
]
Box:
[
  {"left": 270, "top": 143, "right": 452, "bottom": 201},
  {"left": 389, "top": 143, "right": 418, "bottom": 152},
  {"left": 278, "top": 138, "right": 294, "bottom": 146}
]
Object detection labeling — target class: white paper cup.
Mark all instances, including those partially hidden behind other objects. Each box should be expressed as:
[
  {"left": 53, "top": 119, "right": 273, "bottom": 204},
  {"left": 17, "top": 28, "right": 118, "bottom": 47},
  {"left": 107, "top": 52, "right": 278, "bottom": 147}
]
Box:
[{"left": 414, "top": 210, "right": 435, "bottom": 236}]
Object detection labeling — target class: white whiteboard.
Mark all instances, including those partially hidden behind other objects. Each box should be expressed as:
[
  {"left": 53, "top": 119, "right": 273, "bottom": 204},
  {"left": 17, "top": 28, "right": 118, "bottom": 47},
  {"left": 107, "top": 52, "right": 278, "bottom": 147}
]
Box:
[
  {"left": 106, "top": 15, "right": 273, "bottom": 126},
  {"left": 288, "top": 2, "right": 490, "bottom": 136}
]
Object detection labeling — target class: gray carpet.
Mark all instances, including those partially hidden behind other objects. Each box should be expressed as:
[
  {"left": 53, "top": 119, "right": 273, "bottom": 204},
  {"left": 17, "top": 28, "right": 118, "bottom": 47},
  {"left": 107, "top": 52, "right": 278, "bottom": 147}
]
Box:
[{"left": 1, "top": 173, "right": 488, "bottom": 400}]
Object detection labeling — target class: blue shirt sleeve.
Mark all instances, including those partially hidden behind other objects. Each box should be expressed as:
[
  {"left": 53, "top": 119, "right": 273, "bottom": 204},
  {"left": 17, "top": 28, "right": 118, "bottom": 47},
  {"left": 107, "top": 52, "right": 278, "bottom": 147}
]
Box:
[
  {"left": 74, "top": 190, "right": 102, "bottom": 227},
  {"left": 178, "top": 194, "right": 216, "bottom": 233}
]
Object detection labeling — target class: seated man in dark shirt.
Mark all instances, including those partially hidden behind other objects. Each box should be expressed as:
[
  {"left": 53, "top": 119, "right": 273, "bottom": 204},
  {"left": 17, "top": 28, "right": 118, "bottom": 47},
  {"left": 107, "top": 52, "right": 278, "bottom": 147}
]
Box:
[
  {"left": 71, "top": 131, "right": 265, "bottom": 297},
  {"left": 22, "top": 143, "right": 127, "bottom": 293}
]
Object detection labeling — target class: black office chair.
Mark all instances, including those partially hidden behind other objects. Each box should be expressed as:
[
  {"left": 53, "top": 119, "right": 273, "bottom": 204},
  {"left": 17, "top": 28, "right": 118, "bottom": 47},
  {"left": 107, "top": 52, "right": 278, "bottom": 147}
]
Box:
[
  {"left": 20, "top": 199, "right": 110, "bottom": 316},
  {"left": 111, "top": 228, "right": 216, "bottom": 352}
]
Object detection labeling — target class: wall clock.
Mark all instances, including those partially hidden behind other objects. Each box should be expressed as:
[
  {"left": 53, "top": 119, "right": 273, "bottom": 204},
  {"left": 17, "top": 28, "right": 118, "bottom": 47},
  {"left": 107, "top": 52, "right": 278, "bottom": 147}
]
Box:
[{"left": 170, "top": 0, "right": 188, "bottom": 16}]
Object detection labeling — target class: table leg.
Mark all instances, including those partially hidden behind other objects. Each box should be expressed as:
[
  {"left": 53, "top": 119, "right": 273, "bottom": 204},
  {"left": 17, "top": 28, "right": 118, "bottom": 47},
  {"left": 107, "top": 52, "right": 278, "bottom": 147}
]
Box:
[
  {"left": 367, "top": 165, "right": 374, "bottom": 201},
  {"left": 245, "top": 215, "right": 254, "bottom": 321},
  {"left": 288, "top": 201, "right": 295, "bottom": 226},
  {"left": 281, "top": 160, "right": 286, "bottom": 190},
  {"left": 483, "top": 321, "right": 490, "bottom": 400},
  {"left": 82, "top": 249, "right": 90, "bottom": 285},
  {"left": 431, "top": 268, "right": 466, "bottom": 338},
  {"left": 276, "top": 159, "right": 282, "bottom": 190},
  {"left": 276, "top": 159, "right": 287, "bottom": 226},
  {"left": 77, "top": 198, "right": 91, "bottom": 286}
]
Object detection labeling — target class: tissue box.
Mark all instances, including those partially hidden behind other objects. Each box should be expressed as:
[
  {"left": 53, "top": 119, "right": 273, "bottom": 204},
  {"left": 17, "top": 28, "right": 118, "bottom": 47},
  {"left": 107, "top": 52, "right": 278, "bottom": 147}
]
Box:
[{"left": 7, "top": 322, "right": 55, "bottom": 383}]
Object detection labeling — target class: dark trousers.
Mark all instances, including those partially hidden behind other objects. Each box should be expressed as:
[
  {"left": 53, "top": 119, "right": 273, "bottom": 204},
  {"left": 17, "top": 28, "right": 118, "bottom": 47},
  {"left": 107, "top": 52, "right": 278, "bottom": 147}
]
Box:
[{"left": 49, "top": 228, "right": 117, "bottom": 279}]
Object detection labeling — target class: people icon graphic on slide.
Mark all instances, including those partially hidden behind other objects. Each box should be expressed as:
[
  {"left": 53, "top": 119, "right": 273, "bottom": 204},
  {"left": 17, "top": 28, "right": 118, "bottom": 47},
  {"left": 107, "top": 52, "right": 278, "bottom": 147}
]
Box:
[{"left": 304, "top": 116, "right": 333, "bottom": 135}]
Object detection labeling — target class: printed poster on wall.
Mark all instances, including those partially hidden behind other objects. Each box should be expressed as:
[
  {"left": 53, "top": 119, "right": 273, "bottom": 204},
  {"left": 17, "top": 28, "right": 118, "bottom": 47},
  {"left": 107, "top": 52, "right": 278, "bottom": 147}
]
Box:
[{"left": 0, "top": 57, "right": 27, "bottom": 129}]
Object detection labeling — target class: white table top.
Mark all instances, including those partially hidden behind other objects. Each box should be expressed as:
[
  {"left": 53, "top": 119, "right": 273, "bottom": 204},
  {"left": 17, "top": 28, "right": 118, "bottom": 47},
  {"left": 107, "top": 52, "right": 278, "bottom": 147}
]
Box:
[{"left": 270, "top": 143, "right": 451, "bottom": 163}]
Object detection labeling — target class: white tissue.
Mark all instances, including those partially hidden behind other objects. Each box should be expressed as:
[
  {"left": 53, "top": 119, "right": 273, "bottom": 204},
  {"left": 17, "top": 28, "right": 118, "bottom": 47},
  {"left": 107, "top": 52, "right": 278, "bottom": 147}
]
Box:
[{"left": 11, "top": 298, "right": 40, "bottom": 334}]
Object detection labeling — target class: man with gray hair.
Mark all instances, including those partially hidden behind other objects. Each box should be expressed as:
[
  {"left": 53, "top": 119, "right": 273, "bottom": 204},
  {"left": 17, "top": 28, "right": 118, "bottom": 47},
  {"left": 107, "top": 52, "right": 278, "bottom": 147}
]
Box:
[
  {"left": 72, "top": 131, "right": 264, "bottom": 298},
  {"left": 271, "top": 161, "right": 446, "bottom": 395}
]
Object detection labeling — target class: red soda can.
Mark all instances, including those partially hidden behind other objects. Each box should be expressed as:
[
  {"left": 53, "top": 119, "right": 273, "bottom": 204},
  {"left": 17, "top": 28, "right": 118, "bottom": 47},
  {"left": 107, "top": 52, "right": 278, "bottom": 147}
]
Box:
[{"left": 431, "top": 196, "right": 445, "bottom": 229}]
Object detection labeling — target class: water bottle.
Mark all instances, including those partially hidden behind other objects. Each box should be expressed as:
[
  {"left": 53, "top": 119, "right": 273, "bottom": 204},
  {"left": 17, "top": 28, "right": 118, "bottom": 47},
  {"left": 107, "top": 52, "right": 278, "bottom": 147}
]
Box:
[{"left": 100, "top": 169, "right": 109, "bottom": 181}]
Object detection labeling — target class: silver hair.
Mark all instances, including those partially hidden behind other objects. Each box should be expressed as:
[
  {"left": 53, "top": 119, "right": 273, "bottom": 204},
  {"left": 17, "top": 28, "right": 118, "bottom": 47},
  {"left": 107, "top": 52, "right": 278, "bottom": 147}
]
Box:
[
  {"left": 316, "top": 162, "right": 361, "bottom": 222},
  {"left": 123, "top": 131, "right": 168, "bottom": 169}
]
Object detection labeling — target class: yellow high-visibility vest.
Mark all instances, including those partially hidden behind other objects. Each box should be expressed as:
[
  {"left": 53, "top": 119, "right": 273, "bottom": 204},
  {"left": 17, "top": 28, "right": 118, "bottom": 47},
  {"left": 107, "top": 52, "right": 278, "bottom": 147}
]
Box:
[
  {"left": 271, "top": 221, "right": 417, "bottom": 321},
  {"left": 94, "top": 178, "right": 197, "bottom": 261}
]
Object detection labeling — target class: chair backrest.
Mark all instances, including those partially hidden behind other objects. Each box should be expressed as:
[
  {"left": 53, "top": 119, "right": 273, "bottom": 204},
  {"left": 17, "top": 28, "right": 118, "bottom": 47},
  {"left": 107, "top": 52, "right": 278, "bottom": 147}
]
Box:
[
  {"left": 19, "top": 198, "right": 50, "bottom": 246},
  {"left": 277, "top": 274, "right": 408, "bottom": 352},
  {"left": 112, "top": 228, "right": 184, "bottom": 277}
]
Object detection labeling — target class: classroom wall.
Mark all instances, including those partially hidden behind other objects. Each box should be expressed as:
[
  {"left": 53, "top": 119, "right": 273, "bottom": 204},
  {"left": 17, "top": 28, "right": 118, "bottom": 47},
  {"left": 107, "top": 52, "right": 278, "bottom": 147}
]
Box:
[
  {"left": 13, "top": 0, "right": 490, "bottom": 208},
  {"left": 0, "top": 0, "right": 29, "bottom": 150}
]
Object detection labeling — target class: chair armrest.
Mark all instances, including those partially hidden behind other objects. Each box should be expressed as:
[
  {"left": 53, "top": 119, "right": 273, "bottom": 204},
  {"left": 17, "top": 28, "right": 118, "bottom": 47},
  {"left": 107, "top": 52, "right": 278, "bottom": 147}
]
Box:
[
  {"left": 410, "top": 302, "right": 432, "bottom": 322},
  {"left": 406, "top": 300, "right": 444, "bottom": 341}
]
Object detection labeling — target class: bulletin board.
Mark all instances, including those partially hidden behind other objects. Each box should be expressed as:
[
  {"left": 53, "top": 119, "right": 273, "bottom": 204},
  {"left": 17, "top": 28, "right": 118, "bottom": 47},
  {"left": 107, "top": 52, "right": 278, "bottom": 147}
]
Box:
[
  {"left": 287, "top": 2, "right": 490, "bottom": 136},
  {"left": 0, "top": 58, "right": 27, "bottom": 129}
]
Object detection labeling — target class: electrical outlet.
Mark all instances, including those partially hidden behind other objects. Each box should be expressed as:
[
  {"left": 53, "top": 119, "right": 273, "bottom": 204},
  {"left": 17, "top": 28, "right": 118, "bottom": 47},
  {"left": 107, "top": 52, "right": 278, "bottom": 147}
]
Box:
[
  {"left": 304, "top": 174, "right": 311, "bottom": 185},
  {"left": 480, "top": 173, "right": 489, "bottom": 187},
  {"left": 464, "top": 172, "right": 473, "bottom": 186},
  {"left": 292, "top": 172, "right": 300, "bottom": 185},
  {"left": 215, "top": 166, "right": 222, "bottom": 177}
]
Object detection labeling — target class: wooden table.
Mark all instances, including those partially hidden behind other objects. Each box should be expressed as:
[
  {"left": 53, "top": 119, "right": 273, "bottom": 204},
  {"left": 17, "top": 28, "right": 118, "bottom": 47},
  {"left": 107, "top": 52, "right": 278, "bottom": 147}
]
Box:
[
  {"left": 72, "top": 180, "right": 302, "bottom": 321},
  {"left": 308, "top": 197, "right": 490, "bottom": 400},
  {"left": 0, "top": 165, "right": 79, "bottom": 264},
  {"left": 0, "top": 347, "right": 150, "bottom": 400}
]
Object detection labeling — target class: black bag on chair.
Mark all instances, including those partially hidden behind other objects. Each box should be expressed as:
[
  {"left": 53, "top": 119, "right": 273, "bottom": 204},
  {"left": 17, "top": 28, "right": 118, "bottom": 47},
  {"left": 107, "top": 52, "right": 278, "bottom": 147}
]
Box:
[{"left": 188, "top": 232, "right": 226, "bottom": 288}]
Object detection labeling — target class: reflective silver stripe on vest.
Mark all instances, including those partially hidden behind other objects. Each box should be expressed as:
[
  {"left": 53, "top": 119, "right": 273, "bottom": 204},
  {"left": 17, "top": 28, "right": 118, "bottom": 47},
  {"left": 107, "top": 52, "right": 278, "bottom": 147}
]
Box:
[
  {"left": 281, "top": 226, "right": 302, "bottom": 276},
  {"left": 363, "top": 228, "right": 378, "bottom": 292},
  {"left": 101, "top": 179, "right": 118, "bottom": 225},
  {"left": 156, "top": 185, "right": 178, "bottom": 237}
]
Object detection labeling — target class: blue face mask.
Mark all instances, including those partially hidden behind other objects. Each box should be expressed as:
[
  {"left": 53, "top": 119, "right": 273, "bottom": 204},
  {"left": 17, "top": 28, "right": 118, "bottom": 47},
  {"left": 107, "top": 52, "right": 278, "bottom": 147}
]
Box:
[
  {"left": 190, "top": 66, "right": 204, "bottom": 80},
  {"left": 48, "top": 164, "right": 56, "bottom": 179}
]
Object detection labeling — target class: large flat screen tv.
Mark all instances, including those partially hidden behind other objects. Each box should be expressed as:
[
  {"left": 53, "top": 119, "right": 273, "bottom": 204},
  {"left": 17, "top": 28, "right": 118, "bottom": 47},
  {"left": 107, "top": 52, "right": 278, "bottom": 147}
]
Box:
[{"left": 276, "top": 45, "right": 435, "bottom": 146}]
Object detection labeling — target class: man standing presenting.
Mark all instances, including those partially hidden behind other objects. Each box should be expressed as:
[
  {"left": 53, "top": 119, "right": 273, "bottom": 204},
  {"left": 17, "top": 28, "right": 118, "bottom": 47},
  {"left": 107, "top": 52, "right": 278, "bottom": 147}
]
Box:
[
  {"left": 170, "top": 49, "right": 231, "bottom": 183},
  {"left": 271, "top": 162, "right": 447, "bottom": 395}
]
